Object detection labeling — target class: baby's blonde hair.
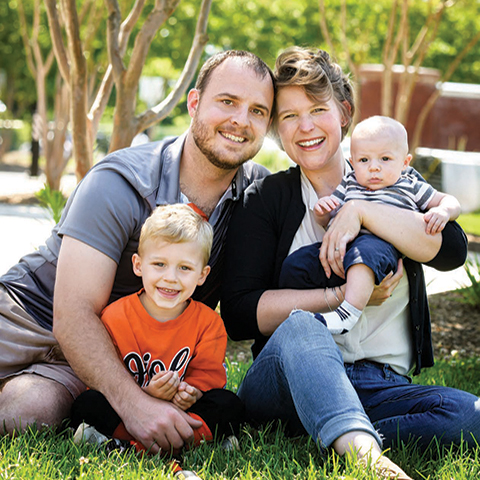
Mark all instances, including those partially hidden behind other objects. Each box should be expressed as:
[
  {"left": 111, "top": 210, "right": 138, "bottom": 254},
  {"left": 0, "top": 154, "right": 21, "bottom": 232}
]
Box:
[{"left": 138, "top": 204, "right": 213, "bottom": 266}]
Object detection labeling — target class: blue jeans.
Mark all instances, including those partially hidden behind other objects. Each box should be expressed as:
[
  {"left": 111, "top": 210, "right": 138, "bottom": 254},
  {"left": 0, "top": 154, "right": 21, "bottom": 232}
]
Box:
[
  {"left": 279, "top": 234, "right": 399, "bottom": 290},
  {"left": 238, "top": 310, "right": 480, "bottom": 450}
]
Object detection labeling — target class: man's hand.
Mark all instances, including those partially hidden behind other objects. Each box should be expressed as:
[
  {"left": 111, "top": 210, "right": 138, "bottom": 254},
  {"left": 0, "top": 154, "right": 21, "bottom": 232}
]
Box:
[
  {"left": 121, "top": 390, "right": 203, "bottom": 454},
  {"left": 54, "top": 237, "right": 202, "bottom": 455},
  {"left": 144, "top": 371, "right": 180, "bottom": 401},
  {"left": 172, "top": 382, "right": 203, "bottom": 411}
]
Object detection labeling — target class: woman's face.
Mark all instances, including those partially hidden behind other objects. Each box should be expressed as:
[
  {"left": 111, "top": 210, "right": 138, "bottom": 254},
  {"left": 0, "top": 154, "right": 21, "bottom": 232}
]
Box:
[{"left": 276, "top": 86, "right": 345, "bottom": 174}]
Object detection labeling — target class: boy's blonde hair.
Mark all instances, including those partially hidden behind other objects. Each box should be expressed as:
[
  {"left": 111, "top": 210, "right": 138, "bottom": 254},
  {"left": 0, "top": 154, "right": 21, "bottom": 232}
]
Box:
[{"left": 138, "top": 204, "right": 213, "bottom": 266}]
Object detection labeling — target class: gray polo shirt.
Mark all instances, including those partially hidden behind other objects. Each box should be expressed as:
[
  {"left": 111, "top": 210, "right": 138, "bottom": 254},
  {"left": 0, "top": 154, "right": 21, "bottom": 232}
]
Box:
[{"left": 0, "top": 133, "right": 269, "bottom": 330}]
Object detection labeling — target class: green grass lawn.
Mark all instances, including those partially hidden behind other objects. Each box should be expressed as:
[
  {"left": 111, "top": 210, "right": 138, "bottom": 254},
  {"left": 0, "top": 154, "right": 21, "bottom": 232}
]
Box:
[
  {"left": 458, "top": 210, "right": 480, "bottom": 237},
  {"left": 2, "top": 356, "right": 480, "bottom": 479}
]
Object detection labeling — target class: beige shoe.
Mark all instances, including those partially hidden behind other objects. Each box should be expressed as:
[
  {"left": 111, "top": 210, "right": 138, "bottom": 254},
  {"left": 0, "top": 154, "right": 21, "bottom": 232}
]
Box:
[{"left": 360, "top": 455, "right": 414, "bottom": 480}]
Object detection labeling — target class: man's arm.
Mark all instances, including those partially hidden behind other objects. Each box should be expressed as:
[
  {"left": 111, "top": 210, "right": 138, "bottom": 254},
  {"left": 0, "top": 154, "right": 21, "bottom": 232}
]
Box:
[{"left": 53, "top": 236, "right": 201, "bottom": 452}]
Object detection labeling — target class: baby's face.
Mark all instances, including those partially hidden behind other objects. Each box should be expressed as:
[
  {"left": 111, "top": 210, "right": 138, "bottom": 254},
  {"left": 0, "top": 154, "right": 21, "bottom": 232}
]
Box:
[{"left": 350, "top": 132, "right": 411, "bottom": 191}]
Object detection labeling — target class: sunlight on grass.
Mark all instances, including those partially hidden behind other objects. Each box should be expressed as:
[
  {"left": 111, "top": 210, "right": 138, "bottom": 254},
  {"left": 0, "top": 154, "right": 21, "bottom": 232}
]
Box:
[
  {"left": 2, "top": 357, "right": 480, "bottom": 479},
  {"left": 458, "top": 210, "right": 480, "bottom": 236}
]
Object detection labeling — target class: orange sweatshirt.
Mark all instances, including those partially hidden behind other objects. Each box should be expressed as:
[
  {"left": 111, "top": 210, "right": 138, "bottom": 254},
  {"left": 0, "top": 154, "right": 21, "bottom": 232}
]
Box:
[{"left": 101, "top": 291, "right": 227, "bottom": 392}]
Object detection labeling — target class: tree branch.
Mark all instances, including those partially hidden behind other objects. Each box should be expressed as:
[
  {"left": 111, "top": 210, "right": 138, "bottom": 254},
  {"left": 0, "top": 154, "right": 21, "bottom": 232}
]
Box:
[
  {"left": 411, "top": 28, "right": 480, "bottom": 154},
  {"left": 104, "top": 0, "right": 126, "bottom": 80},
  {"left": 17, "top": 0, "right": 37, "bottom": 77},
  {"left": 318, "top": 0, "right": 337, "bottom": 57},
  {"left": 137, "top": 0, "right": 213, "bottom": 131},
  {"left": 125, "top": 0, "right": 181, "bottom": 90},
  {"left": 340, "top": 0, "right": 357, "bottom": 76},
  {"left": 88, "top": 65, "right": 115, "bottom": 134},
  {"left": 89, "top": 0, "right": 145, "bottom": 138},
  {"left": 382, "top": 0, "right": 399, "bottom": 67},
  {"left": 44, "top": 0, "right": 71, "bottom": 84}
]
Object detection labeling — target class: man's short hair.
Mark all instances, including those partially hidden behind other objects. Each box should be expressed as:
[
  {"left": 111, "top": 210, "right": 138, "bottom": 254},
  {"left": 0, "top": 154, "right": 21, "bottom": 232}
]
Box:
[
  {"left": 195, "top": 50, "right": 275, "bottom": 98},
  {"left": 138, "top": 204, "right": 213, "bottom": 266}
]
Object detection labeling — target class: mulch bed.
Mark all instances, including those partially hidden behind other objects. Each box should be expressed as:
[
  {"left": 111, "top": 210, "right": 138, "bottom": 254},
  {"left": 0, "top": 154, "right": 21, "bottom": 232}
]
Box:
[{"left": 429, "top": 289, "right": 480, "bottom": 360}]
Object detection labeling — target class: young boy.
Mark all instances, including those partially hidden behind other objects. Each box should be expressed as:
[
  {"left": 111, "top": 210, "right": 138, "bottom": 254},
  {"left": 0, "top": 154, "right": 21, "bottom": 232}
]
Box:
[
  {"left": 280, "top": 116, "right": 461, "bottom": 334},
  {"left": 71, "top": 204, "right": 244, "bottom": 476}
]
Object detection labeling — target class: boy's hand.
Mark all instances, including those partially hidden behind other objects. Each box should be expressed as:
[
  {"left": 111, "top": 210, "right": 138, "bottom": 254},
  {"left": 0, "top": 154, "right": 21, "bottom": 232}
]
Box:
[
  {"left": 144, "top": 370, "right": 180, "bottom": 401},
  {"left": 424, "top": 207, "right": 450, "bottom": 235},
  {"left": 172, "top": 382, "right": 202, "bottom": 411}
]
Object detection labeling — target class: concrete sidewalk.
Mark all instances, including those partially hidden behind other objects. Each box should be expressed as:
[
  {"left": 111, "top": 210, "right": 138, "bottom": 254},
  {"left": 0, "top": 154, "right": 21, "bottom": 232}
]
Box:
[{"left": 0, "top": 170, "right": 477, "bottom": 294}]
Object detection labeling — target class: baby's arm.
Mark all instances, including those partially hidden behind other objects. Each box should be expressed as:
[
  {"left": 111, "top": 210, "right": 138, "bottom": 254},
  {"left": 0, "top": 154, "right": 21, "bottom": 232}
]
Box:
[
  {"left": 172, "top": 381, "right": 203, "bottom": 411},
  {"left": 143, "top": 370, "right": 180, "bottom": 401},
  {"left": 314, "top": 195, "right": 341, "bottom": 227},
  {"left": 424, "top": 192, "right": 461, "bottom": 235}
]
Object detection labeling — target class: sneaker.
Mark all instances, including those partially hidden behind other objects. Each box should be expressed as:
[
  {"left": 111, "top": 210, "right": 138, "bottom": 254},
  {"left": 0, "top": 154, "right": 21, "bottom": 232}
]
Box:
[
  {"left": 73, "top": 422, "right": 133, "bottom": 454},
  {"left": 221, "top": 435, "right": 240, "bottom": 451},
  {"left": 174, "top": 471, "right": 202, "bottom": 480},
  {"left": 171, "top": 459, "right": 202, "bottom": 480},
  {"left": 360, "top": 455, "right": 414, "bottom": 480}
]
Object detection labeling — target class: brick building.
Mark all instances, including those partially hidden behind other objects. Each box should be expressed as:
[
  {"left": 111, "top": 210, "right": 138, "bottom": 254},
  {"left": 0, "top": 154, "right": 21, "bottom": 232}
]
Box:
[{"left": 357, "top": 64, "right": 480, "bottom": 152}]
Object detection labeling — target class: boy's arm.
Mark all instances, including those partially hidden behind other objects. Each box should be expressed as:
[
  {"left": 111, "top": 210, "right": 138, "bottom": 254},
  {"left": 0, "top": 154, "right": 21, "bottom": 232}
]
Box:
[
  {"left": 424, "top": 192, "right": 462, "bottom": 235},
  {"left": 54, "top": 236, "right": 201, "bottom": 454}
]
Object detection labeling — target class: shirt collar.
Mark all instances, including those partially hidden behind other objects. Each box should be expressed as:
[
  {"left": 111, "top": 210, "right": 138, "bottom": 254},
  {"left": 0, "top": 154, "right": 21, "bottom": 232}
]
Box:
[{"left": 155, "top": 131, "right": 245, "bottom": 218}]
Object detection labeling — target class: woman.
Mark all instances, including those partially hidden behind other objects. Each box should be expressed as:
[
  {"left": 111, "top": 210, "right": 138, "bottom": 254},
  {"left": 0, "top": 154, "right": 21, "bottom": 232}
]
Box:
[{"left": 221, "top": 47, "right": 480, "bottom": 479}]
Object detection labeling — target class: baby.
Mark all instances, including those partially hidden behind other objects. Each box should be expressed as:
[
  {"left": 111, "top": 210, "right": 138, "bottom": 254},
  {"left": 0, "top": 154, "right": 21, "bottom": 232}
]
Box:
[{"left": 280, "top": 115, "right": 461, "bottom": 334}]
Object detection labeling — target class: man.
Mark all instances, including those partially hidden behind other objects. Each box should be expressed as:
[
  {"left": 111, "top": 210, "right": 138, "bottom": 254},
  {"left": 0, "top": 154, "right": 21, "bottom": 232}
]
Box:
[{"left": 0, "top": 50, "right": 274, "bottom": 453}]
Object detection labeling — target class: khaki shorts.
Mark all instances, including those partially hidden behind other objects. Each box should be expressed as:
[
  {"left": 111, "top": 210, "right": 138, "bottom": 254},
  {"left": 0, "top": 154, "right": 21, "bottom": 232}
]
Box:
[{"left": 0, "top": 285, "right": 86, "bottom": 399}]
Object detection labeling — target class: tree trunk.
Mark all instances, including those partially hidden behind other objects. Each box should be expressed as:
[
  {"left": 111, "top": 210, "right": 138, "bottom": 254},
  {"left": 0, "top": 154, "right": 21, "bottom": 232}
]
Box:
[
  {"left": 108, "top": 82, "right": 139, "bottom": 152},
  {"left": 44, "top": 78, "right": 70, "bottom": 190}
]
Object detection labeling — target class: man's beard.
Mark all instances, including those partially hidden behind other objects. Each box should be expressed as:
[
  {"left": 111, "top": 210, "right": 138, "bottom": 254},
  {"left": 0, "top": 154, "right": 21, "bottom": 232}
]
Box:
[{"left": 191, "top": 116, "right": 262, "bottom": 170}]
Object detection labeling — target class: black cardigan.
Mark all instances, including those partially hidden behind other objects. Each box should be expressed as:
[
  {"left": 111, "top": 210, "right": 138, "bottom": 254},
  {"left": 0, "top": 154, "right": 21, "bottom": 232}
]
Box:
[{"left": 221, "top": 166, "right": 468, "bottom": 375}]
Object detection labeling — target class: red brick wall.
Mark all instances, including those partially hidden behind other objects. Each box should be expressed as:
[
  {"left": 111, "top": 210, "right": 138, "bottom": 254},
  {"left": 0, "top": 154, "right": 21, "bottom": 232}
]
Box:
[{"left": 357, "top": 65, "right": 480, "bottom": 152}]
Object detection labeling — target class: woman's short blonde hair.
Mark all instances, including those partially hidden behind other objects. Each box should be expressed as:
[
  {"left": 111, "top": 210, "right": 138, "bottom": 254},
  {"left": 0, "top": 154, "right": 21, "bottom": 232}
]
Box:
[
  {"left": 138, "top": 204, "right": 213, "bottom": 266},
  {"left": 273, "top": 46, "right": 355, "bottom": 140}
]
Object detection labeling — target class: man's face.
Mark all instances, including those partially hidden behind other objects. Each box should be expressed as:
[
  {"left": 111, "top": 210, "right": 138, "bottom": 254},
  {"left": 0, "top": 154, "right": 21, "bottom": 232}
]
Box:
[{"left": 188, "top": 57, "right": 274, "bottom": 170}]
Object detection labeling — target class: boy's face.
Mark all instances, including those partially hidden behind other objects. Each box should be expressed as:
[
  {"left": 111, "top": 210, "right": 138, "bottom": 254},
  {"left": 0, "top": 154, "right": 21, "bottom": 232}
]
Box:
[
  {"left": 132, "top": 238, "right": 210, "bottom": 322},
  {"left": 350, "top": 132, "right": 412, "bottom": 191}
]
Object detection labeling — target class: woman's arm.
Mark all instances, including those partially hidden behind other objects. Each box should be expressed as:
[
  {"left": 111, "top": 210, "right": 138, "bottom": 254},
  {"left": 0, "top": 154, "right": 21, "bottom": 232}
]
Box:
[
  {"left": 320, "top": 200, "right": 467, "bottom": 277},
  {"left": 221, "top": 177, "right": 402, "bottom": 339},
  {"left": 221, "top": 176, "right": 335, "bottom": 339}
]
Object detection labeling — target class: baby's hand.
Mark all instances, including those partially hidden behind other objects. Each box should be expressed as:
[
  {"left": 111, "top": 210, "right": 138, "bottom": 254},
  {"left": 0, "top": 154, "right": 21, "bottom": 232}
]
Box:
[
  {"left": 424, "top": 207, "right": 450, "bottom": 235},
  {"left": 315, "top": 196, "right": 340, "bottom": 216},
  {"left": 143, "top": 370, "right": 180, "bottom": 401},
  {"left": 172, "top": 382, "right": 202, "bottom": 411},
  {"left": 314, "top": 196, "right": 340, "bottom": 227}
]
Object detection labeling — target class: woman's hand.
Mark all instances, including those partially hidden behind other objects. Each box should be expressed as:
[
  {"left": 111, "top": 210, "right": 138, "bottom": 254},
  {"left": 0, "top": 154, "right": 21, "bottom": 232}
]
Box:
[
  {"left": 320, "top": 201, "right": 364, "bottom": 278},
  {"left": 367, "top": 259, "right": 404, "bottom": 306}
]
